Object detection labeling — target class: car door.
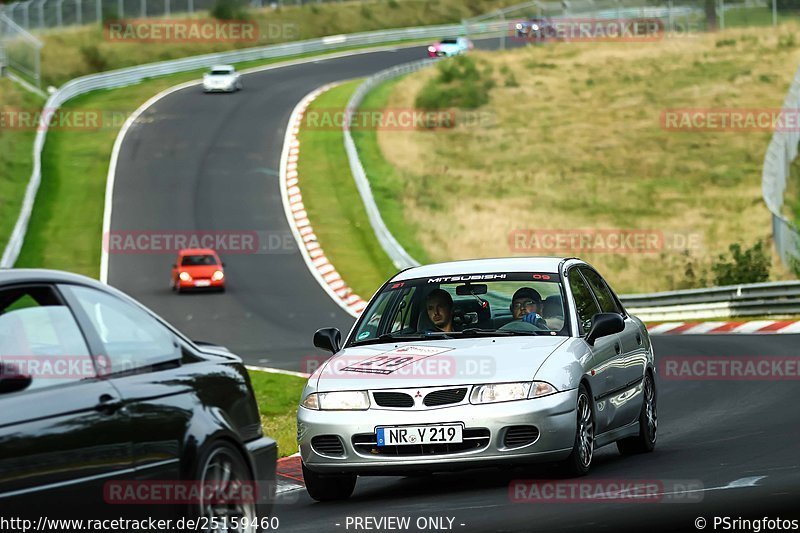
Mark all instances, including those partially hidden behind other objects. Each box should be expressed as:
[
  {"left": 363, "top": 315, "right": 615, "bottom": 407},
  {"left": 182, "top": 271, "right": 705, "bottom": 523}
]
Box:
[
  {"left": 566, "top": 268, "right": 623, "bottom": 434},
  {"left": 581, "top": 268, "right": 647, "bottom": 426},
  {"left": 0, "top": 283, "right": 133, "bottom": 517},
  {"left": 60, "top": 284, "right": 194, "bottom": 502}
]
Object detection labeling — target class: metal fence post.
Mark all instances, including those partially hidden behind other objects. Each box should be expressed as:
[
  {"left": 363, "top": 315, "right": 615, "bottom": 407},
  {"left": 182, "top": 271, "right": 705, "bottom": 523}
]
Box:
[
  {"left": 140, "top": 0, "right": 145, "bottom": 18},
  {"left": 165, "top": 0, "right": 170, "bottom": 17},
  {"left": 718, "top": 0, "right": 724, "bottom": 30},
  {"left": 772, "top": 0, "right": 778, "bottom": 26},
  {"left": 76, "top": 0, "right": 82, "bottom": 25},
  {"left": 56, "top": 0, "right": 63, "bottom": 26},
  {"left": 118, "top": 0, "right": 123, "bottom": 19}
]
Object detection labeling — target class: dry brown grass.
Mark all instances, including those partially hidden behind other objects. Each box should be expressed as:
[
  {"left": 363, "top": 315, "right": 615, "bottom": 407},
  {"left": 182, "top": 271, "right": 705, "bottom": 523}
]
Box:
[{"left": 377, "top": 24, "right": 800, "bottom": 292}]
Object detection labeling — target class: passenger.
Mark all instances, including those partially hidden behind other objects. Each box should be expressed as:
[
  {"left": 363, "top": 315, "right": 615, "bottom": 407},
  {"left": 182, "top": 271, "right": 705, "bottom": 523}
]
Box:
[
  {"left": 426, "top": 288, "right": 455, "bottom": 333},
  {"left": 510, "top": 287, "right": 548, "bottom": 329}
]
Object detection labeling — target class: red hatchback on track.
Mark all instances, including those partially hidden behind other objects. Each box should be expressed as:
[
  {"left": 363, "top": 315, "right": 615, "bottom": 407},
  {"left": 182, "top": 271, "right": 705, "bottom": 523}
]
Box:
[{"left": 171, "top": 248, "right": 226, "bottom": 292}]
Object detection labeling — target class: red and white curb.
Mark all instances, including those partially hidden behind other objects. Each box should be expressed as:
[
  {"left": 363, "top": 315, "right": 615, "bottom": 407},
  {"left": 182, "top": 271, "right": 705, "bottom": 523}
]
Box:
[
  {"left": 280, "top": 83, "right": 367, "bottom": 318},
  {"left": 648, "top": 320, "right": 800, "bottom": 335},
  {"left": 276, "top": 454, "right": 305, "bottom": 494}
]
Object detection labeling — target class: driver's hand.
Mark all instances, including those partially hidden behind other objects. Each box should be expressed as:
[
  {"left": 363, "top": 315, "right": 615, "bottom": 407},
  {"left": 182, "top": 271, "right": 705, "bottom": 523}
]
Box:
[{"left": 522, "top": 312, "right": 546, "bottom": 328}]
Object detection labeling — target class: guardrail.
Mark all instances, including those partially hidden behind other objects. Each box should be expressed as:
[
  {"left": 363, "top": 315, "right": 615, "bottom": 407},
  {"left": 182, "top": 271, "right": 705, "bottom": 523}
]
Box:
[
  {"left": 620, "top": 281, "right": 800, "bottom": 321},
  {"left": 342, "top": 58, "right": 435, "bottom": 270},
  {"left": 0, "top": 21, "right": 510, "bottom": 269}
]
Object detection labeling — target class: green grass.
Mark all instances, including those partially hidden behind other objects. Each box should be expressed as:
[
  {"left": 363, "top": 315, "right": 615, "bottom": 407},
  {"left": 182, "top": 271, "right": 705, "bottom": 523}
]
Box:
[
  {"left": 721, "top": 6, "right": 797, "bottom": 28},
  {"left": 297, "top": 80, "right": 397, "bottom": 298},
  {"left": 11, "top": 44, "right": 423, "bottom": 276},
  {"left": 0, "top": 80, "right": 45, "bottom": 257},
  {"left": 248, "top": 370, "right": 306, "bottom": 458},
  {"left": 351, "top": 77, "right": 432, "bottom": 266}
]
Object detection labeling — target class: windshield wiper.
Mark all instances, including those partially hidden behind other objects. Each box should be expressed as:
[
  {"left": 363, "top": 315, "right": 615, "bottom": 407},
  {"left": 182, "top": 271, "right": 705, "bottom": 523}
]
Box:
[{"left": 458, "top": 328, "right": 547, "bottom": 337}]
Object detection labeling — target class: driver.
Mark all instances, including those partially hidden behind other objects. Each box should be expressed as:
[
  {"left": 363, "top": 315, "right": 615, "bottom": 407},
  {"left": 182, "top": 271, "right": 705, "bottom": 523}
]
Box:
[
  {"left": 426, "top": 288, "right": 456, "bottom": 333},
  {"left": 510, "top": 287, "right": 548, "bottom": 329}
]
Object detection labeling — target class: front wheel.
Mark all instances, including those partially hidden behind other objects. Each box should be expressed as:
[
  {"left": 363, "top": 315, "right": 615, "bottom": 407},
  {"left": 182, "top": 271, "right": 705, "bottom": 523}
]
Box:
[
  {"left": 302, "top": 463, "right": 356, "bottom": 502},
  {"left": 617, "top": 373, "right": 657, "bottom": 455},
  {"left": 559, "top": 384, "right": 594, "bottom": 476}
]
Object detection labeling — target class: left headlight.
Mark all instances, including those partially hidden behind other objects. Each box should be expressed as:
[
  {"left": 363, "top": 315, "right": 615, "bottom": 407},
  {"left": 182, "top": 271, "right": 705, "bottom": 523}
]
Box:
[
  {"left": 212, "top": 270, "right": 224, "bottom": 281},
  {"left": 470, "top": 381, "right": 558, "bottom": 404},
  {"left": 301, "top": 391, "right": 370, "bottom": 411}
]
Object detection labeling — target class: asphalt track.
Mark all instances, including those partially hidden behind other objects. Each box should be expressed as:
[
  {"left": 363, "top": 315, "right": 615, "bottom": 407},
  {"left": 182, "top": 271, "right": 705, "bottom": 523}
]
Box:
[
  {"left": 108, "top": 37, "right": 515, "bottom": 369},
  {"left": 106, "top": 38, "right": 800, "bottom": 531}
]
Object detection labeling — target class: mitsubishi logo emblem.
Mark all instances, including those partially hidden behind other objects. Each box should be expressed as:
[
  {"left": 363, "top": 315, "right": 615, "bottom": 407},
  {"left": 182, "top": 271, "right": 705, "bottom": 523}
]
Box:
[{"left": 414, "top": 391, "right": 422, "bottom": 398}]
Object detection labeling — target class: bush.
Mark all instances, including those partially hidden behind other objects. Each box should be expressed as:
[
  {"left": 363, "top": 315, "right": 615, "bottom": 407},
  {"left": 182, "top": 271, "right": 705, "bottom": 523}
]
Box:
[
  {"left": 80, "top": 45, "right": 108, "bottom": 72},
  {"left": 415, "top": 56, "right": 491, "bottom": 113},
  {"left": 711, "top": 240, "right": 771, "bottom": 286},
  {"left": 211, "top": 0, "right": 249, "bottom": 20}
]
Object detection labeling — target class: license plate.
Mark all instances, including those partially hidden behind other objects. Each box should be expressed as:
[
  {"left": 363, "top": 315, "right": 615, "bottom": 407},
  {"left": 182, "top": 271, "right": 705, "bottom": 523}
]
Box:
[
  {"left": 376, "top": 424, "right": 463, "bottom": 446},
  {"left": 194, "top": 280, "right": 211, "bottom": 287}
]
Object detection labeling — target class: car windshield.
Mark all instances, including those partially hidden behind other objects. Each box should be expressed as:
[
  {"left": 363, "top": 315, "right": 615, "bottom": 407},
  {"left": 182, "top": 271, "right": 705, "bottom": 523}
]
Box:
[
  {"left": 350, "top": 273, "right": 569, "bottom": 345},
  {"left": 181, "top": 254, "right": 217, "bottom": 266},
  {"left": 209, "top": 69, "right": 233, "bottom": 76},
  {"left": 440, "top": 38, "right": 458, "bottom": 44}
]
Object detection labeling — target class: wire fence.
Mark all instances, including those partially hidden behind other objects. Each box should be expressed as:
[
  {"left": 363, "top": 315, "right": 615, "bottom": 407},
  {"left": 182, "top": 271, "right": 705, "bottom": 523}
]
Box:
[
  {"left": 762, "top": 63, "right": 800, "bottom": 272},
  {"left": 0, "top": 12, "right": 42, "bottom": 84}
]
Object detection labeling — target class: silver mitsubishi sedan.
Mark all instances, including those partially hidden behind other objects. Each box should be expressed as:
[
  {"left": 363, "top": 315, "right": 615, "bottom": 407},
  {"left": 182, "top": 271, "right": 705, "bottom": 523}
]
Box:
[{"left": 297, "top": 257, "right": 657, "bottom": 501}]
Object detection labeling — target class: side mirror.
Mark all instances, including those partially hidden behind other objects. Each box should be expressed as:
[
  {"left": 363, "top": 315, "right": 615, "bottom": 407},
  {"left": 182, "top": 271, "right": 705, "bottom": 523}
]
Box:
[
  {"left": 172, "top": 264, "right": 177, "bottom": 269},
  {"left": 0, "top": 363, "right": 32, "bottom": 394},
  {"left": 313, "top": 327, "right": 342, "bottom": 354},
  {"left": 586, "top": 313, "right": 624, "bottom": 346}
]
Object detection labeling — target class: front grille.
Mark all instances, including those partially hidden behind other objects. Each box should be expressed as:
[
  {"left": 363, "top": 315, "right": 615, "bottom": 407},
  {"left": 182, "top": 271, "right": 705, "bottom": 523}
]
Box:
[
  {"left": 311, "top": 435, "right": 345, "bottom": 457},
  {"left": 373, "top": 392, "right": 414, "bottom": 408},
  {"left": 503, "top": 425, "right": 540, "bottom": 448},
  {"left": 423, "top": 388, "right": 468, "bottom": 407},
  {"left": 352, "top": 428, "right": 490, "bottom": 456}
]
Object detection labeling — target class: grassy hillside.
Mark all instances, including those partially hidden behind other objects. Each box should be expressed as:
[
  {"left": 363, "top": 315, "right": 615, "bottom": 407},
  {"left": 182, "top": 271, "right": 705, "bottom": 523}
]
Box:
[{"left": 369, "top": 24, "right": 800, "bottom": 292}]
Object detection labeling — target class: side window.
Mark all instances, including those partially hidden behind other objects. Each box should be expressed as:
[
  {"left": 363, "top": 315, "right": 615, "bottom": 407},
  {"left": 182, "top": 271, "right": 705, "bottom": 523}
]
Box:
[
  {"left": 67, "top": 286, "right": 179, "bottom": 374},
  {"left": 0, "top": 285, "right": 94, "bottom": 391},
  {"left": 567, "top": 269, "right": 601, "bottom": 335},
  {"left": 581, "top": 269, "right": 622, "bottom": 315}
]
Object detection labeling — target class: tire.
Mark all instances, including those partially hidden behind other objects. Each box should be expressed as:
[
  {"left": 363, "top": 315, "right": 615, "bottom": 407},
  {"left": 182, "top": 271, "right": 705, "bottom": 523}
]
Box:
[
  {"left": 559, "top": 384, "right": 594, "bottom": 477},
  {"left": 302, "top": 463, "right": 356, "bottom": 502},
  {"left": 189, "top": 441, "right": 260, "bottom": 531},
  {"left": 617, "top": 373, "right": 657, "bottom": 455}
]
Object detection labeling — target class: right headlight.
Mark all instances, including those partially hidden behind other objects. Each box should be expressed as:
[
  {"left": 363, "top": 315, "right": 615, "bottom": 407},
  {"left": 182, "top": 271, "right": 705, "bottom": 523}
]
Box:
[{"left": 301, "top": 391, "right": 370, "bottom": 411}]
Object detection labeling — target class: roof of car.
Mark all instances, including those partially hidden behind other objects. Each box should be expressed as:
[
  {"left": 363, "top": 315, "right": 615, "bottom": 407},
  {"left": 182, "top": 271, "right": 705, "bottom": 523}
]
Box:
[
  {"left": 392, "top": 257, "right": 576, "bottom": 281},
  {"left": 210, "top": 65, "right": 234, "bottom": 71},
  {"left": 0, "top": 268, "right": 109, "bottom": 288},
  {"left": 178, "top": 248, "right": 217, "bottom": 255}
]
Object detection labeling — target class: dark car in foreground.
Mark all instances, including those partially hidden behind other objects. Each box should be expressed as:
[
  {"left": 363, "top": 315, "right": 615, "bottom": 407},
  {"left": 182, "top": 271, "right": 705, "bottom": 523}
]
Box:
[{"left": 0, "top": 269, "right": 275, "bottom": 527}]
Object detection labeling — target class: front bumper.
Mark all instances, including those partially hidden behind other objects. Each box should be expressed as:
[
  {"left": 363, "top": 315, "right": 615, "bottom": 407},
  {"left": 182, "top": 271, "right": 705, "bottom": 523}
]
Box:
[
  {"left": 203, "top": 83, "right": 235, "bottom": 92},
  {"left": 177, "top": 279, "right": 225, "bottom": 290},
  {"left": 298, "top": 389, "right": 577, "bottom": 475}
]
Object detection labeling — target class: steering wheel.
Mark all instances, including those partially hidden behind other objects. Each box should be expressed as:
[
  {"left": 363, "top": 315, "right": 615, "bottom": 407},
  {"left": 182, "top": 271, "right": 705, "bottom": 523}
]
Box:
[{"left": 498, "top": 320, "right": 548, "bottom": 333}]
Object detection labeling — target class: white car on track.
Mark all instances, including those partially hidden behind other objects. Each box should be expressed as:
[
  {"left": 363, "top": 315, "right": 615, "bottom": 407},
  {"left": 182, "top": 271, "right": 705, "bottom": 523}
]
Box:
[{"left": 202, "top": 65, "right": 242, "bottom": 93}]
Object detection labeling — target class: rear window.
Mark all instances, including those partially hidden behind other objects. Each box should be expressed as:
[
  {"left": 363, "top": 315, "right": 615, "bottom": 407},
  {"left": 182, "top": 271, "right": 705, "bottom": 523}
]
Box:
[
  {"left": 210, "top": 69, "right": 233, "bottom": 75},
  {"left": 440, "top": 38, "right": 458, "bottom": 44},
  {"left": 181, "top": 255, "right": 218, "bottom": 266}
]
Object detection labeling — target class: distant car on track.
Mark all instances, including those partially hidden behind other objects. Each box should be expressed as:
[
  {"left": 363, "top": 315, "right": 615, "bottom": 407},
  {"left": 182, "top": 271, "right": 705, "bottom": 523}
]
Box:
[
  {"left": 427, "top": 37, "right": 473, "bottom": 57},
  {"left": 515, "top": 17, "right": 555, "bottom": 41},
  {"left": 171, "top": 248, "right": 226, "bottom": 293},
  {"left": 203, "top": 64, "right": 242, "bottom": 93},
  {"left": 0, "top": 269, "right": 275, "bottom": 522},
  {"left": 298, "top": 257, "right": 657, "bottom": 501}
]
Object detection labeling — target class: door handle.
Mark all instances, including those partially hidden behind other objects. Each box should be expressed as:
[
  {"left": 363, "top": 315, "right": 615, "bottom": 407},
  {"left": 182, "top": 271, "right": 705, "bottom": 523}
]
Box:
[
  {"left": 95, "top": 393, "right": 124, "bottom": 414},
  {"left": 614, "top": 343, "right": 621, "bottom": 355}
]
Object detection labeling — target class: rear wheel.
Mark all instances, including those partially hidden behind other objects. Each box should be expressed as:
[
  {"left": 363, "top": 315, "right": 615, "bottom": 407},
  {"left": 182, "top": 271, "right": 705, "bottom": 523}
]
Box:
[
  {"left": 617, "top": 373, "right": 657, "bottom": 455},
  {"left": 559, "top": 384, "right": 594, "bottom": 477},
  {"left": 302, "top": 463, "right": 356, "bottom": 502}
]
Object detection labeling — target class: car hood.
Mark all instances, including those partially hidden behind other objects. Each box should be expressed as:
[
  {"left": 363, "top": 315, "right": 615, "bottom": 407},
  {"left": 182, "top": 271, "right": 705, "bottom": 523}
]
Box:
[{"left": 313, "top": 336, "right": 568, "bottom": 392}]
